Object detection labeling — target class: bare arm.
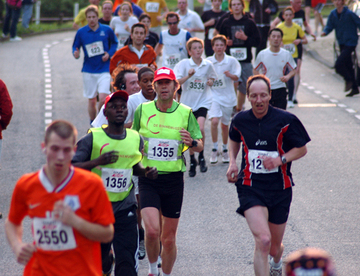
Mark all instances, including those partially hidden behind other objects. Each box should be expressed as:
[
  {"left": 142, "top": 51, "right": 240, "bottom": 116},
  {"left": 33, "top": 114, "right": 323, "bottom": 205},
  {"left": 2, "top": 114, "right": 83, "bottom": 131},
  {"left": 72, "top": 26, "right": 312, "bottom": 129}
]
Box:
[
  {"left": 179, "top": 128, "right": 204, "bottom": 153},
  {"left": 72, "top": 22, "right": 80, "bottom": 30},
  {"left": 270, "top": 17, "right": 281, "bottom": 29},
  {"left": 263, "top": 145, "right": 307, "bottom": 170},
  {"left": 280, "top": 68, "right": 296, "bottom": 83},
  {"left": 73, "top": 150, "right": 120, "bottom": 171},
  {"left": 5, "top": 220, "right": 36, "bottom": 266},
  {"left": 154, "top": 43, "right": 163, "bottom": 56},
  {"left": 53, "top": 201, "right": 114, "bottom": 243},
  {"left": 226, "top": 139, "right": 241, "bottom": 183}
]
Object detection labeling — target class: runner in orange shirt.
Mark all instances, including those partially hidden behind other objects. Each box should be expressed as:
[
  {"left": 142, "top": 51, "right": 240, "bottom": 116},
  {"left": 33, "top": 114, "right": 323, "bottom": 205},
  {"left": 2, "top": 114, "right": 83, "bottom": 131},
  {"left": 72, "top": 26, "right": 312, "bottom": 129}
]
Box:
[{"left": 5, "top": 120, "right": 114, "bottom": 276}]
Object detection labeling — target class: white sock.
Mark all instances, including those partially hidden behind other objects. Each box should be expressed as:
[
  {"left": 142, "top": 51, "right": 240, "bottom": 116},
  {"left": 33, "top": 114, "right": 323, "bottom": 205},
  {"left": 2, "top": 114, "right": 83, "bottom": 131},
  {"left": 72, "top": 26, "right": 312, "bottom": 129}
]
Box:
[
  {"left": 163, "top": 273, "right": 171, "bottom": 276},
  {"left": 222, "top": 144, "right": 227, "bottom": 151},
  {"left": 149, "top": 262, "right": 158, "bottom": 275},
  {"left": 213, "top": 142, "right": 218, "bottom": 150},
  {"left": 270, "top": 257, "right": 282, "bottom": 269}
]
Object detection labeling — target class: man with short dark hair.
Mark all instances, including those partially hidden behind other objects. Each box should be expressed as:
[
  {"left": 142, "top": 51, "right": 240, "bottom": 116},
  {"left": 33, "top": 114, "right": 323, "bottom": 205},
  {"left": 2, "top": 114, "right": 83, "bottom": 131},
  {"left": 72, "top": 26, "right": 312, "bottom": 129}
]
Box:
[
  {"left": 110, "top": 22, "right": 157, "bottom": 74},
  {"left": 5, "top": 120, "right": 115, "bottom": 275},
  {"left": 72, "top": 5, "right": 118, "bottom": 123},
  {"left": 227, "top": 75, "right": 310, "bottom": 276},
  {"left": 321, "top": 0, "right": 360, "bottom": 97},
  {"left": 72, "top": 91, "right": 158, "bottom": 276},
  {"left": 99, "top": 0, "right": 113, "bottom": 25},
  {"left": 253, "top": 28, "right": 297, "bottom": 110},
  {"left": 155, "top": 12, "right": 192, "bottom": 69}
]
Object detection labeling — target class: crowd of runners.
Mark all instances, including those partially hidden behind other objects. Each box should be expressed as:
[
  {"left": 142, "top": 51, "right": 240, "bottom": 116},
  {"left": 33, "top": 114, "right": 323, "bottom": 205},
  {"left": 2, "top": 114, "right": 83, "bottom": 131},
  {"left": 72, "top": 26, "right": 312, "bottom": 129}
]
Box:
[{"left": 5, "top": 0, "right": 355, "bottom": 274}]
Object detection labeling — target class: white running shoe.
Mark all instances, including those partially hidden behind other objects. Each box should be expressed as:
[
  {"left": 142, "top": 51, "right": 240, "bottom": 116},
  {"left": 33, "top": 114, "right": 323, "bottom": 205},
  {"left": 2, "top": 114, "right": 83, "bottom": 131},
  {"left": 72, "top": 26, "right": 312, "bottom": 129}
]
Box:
[
  {"left": 2, "top": 33, "right": 8, "bottom": 38},
  {"left": 10, "top": 36, "right": 22, "bottom": 42},
  {"left": 138, "top": 239, "right": 146, "bottom": 260},
  {"left": 222, "top": 149, "right": 230, "bottom": 163},
  {"left": 287, "top": 101, "right": 294, "bottom": 108},
  {"left": 269, "top": 257, "right": 283, "bottom": 276},
  {"left": 157, "top": 255, "right": 162, "bottom": 268},
  {"left": 210, "top": 149, "right": 218, "bottom": 164}
]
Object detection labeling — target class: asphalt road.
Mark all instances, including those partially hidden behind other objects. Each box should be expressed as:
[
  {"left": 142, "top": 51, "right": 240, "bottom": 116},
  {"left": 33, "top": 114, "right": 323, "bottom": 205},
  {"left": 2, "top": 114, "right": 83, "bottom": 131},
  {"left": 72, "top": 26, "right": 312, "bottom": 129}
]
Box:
[{"left": 1, "top": 31, "right": 360, "bottom": 275}]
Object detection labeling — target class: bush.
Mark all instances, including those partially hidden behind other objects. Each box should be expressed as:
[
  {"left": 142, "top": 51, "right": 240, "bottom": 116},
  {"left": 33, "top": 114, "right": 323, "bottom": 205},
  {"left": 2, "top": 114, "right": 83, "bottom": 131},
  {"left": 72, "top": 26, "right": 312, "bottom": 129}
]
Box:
[{"left": 39, "top": 0, "right": 89, "bottom": 17}]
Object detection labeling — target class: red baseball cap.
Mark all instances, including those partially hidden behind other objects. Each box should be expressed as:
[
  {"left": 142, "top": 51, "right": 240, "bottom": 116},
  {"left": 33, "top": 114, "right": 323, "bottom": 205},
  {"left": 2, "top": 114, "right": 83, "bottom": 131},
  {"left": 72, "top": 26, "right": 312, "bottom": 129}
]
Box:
[
  {"left": 104, "top": 90, "right": 129, "bottom": 109},
  {"left": 154, "top": 67, "right": 176, "bottom": 82}
]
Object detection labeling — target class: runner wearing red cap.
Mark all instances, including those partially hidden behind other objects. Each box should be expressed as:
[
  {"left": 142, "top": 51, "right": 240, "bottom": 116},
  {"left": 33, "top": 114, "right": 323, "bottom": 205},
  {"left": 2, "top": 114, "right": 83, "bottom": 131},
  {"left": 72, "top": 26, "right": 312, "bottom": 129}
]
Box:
[{"left": 132, "top": 67, "right": 203, "bottom": 276}]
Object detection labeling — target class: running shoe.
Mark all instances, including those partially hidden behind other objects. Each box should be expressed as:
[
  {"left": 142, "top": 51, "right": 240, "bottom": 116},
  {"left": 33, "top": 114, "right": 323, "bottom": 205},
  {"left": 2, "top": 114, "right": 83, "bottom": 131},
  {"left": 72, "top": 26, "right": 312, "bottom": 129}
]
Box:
[
  {"left": 269, "top": 265, "right": 282, "bottom": 276},
  {"left": 269, "top": 257, "right": 283, "bottom": 276},
  {"left": 9, "top": 36, "right": 22, "bottom": 42},
  {"left": 287, "top": 101, "right": 294, "bottom": 108},
  {"left": 199, "top": 157, "right": 208, "bottom": 172},
  {"left": 346, "top": 88, "right": 360, "bottom": 97},
  {"left": 222, "top": 149, "right": 230, "bottom": 163},
  {"left": 189, "top": 159, "right": 197, "bottom": 177},
  {"left": 138, "top": 239, "right": 146, "bottom": 260},
  {"left": 157, "top": 255, "right": 162, "bottom": 268},
  {"left": 148, "top": 273, "right": 160, "bottom": 276},
  {"left": 293, "top": 99, "right": 298, "bottom": 104},
  {"left": 2, "top": 33, "right": 8, "bottom": 38},
  {"left": 210, "top": 149, "right": 218, "bottom": 164}
]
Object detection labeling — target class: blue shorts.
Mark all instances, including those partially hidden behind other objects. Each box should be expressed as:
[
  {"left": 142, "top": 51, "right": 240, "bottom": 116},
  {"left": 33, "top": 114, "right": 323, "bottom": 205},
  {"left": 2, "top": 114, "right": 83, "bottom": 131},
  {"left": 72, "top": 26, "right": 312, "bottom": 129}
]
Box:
[{"left": 236, "top": 184, "right": 292, "bottom": 224}]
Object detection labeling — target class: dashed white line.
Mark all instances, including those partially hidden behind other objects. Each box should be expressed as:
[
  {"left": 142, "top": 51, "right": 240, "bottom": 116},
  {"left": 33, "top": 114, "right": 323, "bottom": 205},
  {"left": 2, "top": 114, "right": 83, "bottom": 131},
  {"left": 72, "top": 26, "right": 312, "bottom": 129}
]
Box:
[
  {"left": 314, "top": 90, "right": 322, "bottom": 94},
  {"left": 338, "top": 104, "right": 347, "bottom": 108},
  {"left": 330, "top": 99, "right": 338, "bottom": 103},
  {"left": 346, "top": 108, "right": 356, "bottom": 113},
  {"left": 321, "top": 95, "right": 330, "bottom": 98}
]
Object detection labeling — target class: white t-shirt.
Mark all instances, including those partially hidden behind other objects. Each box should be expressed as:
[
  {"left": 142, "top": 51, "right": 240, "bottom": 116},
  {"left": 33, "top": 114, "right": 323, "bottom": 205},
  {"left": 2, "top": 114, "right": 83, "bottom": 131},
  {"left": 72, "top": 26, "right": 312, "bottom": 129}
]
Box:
[
  {"left": 174, "top": 57, "right": 217, "bottom": 112},
  {"left": 253, "top": 48, "right": 297, "bottom": 90},
  {"left": 176, "top": 9, "right": 205, "bottom": 37},
  {"left": 206, "top": 54, "right": 241, "bottom": 107},
  {"left": 110, "top": 16, "right": 139, "bottom": 49},
  {"left": 159, "top": 29, "right": 191, "bottom": 69},
  {"left": 91, "top": 91, "right": 157, "bottom": 128}
]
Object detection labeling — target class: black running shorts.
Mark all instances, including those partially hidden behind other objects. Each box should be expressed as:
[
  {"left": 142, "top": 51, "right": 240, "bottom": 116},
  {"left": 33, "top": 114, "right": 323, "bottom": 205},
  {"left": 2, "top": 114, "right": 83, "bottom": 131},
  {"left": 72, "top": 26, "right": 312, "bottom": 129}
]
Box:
[
  {"left": 236, "top": 184, "right": 292, "bottom": 224},
  {"left": 139, "top": 172, "right": 184, "bottom": 218}
]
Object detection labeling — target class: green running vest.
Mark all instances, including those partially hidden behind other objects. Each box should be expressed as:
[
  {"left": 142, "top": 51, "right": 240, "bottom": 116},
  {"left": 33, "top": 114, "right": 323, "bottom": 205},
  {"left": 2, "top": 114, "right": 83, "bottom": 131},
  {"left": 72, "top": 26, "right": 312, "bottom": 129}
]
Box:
[
  {"left": 138, "top": 101, "right": 191, "bottom": 172},
  {"left": 90, "top": 128, "right": 142, "bottom": 202}
]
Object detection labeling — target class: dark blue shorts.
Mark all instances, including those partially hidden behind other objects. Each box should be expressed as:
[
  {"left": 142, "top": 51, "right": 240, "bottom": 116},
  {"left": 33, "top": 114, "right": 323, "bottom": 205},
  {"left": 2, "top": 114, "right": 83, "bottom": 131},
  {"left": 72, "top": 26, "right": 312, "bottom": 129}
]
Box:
[{"left": 236, "top": 184, "right": 292, "bottom": 224}]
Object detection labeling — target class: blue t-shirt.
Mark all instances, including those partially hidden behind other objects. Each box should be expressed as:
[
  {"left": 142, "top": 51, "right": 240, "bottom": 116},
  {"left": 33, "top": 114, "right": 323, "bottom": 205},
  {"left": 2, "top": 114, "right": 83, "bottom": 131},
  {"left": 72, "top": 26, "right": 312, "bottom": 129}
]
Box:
[{"left": 72, "top": 24, "right": 118, "bottom": 74}]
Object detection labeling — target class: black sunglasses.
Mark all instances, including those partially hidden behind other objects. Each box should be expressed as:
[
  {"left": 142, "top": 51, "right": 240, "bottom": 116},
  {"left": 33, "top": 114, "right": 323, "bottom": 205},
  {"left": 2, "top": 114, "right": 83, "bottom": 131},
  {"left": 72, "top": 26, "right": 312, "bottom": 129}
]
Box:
[{"left": 167, "top": 21, "right": 178, "bottom": 25}]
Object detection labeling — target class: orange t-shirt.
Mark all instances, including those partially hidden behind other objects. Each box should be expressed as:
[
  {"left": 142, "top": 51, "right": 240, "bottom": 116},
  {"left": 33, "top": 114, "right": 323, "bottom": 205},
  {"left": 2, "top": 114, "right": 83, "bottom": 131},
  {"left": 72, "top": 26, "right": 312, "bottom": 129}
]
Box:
[
  {"left": 8, "top": 167, "right": 115, "bottom": 276},
  {"left": 113, "top": 0, "right": 138, "bottom": 12}
]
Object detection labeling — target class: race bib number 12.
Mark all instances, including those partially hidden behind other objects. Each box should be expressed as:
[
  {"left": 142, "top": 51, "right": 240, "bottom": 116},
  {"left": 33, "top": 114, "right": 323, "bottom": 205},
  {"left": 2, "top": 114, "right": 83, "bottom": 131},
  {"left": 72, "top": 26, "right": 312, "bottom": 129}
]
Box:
[{"left": 247, "top": 150, "right": 279, "bottom": 174}]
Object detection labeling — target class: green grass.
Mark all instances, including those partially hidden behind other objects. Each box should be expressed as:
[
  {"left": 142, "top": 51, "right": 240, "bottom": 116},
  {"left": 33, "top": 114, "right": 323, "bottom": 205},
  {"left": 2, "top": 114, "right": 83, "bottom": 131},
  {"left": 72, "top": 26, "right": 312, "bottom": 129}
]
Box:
[{"left": 12, "top": 21, "right": 73, "bottom": 36}]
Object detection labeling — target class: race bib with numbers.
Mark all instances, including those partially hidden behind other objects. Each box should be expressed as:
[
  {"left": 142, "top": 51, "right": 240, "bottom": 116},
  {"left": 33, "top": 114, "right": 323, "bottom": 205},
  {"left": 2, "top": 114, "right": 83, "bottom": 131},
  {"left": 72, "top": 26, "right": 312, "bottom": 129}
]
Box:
[
  {"left": 146, "top": 2, "right": 160, "bottom": 13},
  {"left": 165, "top": 54, "right": 180, "bottom": 67},
  {"left": 230, "top": 47, "right": 247, "bottom": 61},
  {"left": 85, "top": 41, "right": 104, "bottom": 58},
  {"left": 33, "top": 218, "right": 77, "bottom": 251},
  {"left": 292, "top": 18, "right": 303, "bottom": 28},
  {"left": 283, "top": 43, "right": 296, "bottom": 55},
  {"left": 212, "top": 75, "right": 227, "bottom": 89},
  {"left": 147, "top": 138, "right": 179, "bottom": 161},
  {"left": 118, "top": 35, "right": 129, "bottom": 46},
  {"left": 208, "top": 27, "right": 215, "bottom": 40},
  {"left": 247, "top": 150, "right": 279, "bottom": 174},
  {"left": 188, "top": 77, "right": 206, "bottom": 92},
  {"left": 101, "top": 168, "right": 132, "bottom": 193}
]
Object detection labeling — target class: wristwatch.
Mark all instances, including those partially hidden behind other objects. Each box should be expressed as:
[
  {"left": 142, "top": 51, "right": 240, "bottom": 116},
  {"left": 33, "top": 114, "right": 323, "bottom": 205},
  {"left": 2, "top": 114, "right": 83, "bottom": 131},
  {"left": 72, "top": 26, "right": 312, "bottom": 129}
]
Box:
[
  {"left": 281, "top": 155, "right": 287, "bottom": 164},
  {"left": 189, "top": 139, "right": 198, "bottom": 148}
]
